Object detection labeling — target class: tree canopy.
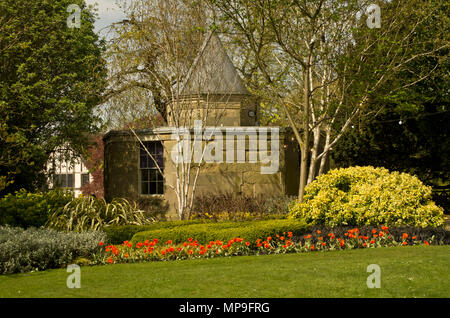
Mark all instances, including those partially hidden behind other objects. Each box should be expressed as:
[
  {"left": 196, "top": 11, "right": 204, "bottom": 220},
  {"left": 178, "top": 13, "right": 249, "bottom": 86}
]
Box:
[
  {"left": 212, "top": 0, "right": 449, "bottom": 200},
  {"left": 0, "top": 0, "right": 107, "bottom": 194}
]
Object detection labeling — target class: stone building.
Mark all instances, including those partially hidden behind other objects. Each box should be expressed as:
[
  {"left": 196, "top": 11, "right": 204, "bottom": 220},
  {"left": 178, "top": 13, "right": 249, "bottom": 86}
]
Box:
[{"left": 103, "top": 32, "right": 300, "bottom": 220}]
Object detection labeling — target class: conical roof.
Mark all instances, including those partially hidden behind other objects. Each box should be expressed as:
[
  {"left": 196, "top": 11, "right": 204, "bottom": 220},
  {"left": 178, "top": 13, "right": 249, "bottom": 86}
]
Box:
[{"left": 181, "top": 32, "right": 249, "bottom": 96}]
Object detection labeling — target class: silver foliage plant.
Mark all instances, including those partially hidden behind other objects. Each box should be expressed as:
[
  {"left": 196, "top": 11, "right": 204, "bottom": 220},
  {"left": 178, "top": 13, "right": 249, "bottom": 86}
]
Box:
[{"left": 0, "top": 226, "right": 106, "bottom": 274}]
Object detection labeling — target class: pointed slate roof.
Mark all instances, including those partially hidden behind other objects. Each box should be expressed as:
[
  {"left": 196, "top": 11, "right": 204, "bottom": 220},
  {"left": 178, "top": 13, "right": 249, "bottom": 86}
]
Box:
[{"left": 181, "top": 31, "right": 249, "bottom": 96}]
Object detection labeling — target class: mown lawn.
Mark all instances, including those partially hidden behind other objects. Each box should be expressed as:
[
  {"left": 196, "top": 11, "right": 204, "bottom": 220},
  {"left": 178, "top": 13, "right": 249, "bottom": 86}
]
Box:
[{"left": 0, "top": 245, "right": 449, "bottom": 298}]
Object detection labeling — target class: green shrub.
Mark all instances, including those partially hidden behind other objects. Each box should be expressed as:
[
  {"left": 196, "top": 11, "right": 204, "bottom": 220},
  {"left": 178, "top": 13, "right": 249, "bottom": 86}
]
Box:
[
  {"left": 103, "top": 220, "right": 210, "bottom": 244},
  {"left": 46, "top": 196, "right": 154, "bottom": 232},
  {"left": 0, "top": 225, "right": 106, "bottom": 274},
  {"left": 131, "top": 219, "right": 310, "bottom": 246},
  {"left": 289, "top": 166, "right": 445, "bottom": 228},
  {"left": 0, "top": 189, "right": 73, "bottom": 228}
]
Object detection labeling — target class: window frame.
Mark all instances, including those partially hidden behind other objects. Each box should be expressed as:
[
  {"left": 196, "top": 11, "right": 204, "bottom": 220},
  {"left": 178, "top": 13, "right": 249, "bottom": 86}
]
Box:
[
  {"left": 81, "top": 173, "right": 90, "bottom": 187},
  {"left": 53, "top": 173, "right": 75, "bottom": 189},
  {"left": 139, "top": 141, "right": 165, "bottom": 196}
]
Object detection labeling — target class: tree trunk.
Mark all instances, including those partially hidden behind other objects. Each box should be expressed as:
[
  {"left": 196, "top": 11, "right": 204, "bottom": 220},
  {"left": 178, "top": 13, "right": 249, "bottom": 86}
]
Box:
[
  {"left": 307, "top": 126, "right": 321, "bottom": 184},
  {"left": 318, "top": 128, "right": 331, "bottom": 176},
  {"left": 299, "top": 145, "right": 309, "bottom": 201},
  {"left": 298, "top": 63, "right": 311, "bottom": 202}
]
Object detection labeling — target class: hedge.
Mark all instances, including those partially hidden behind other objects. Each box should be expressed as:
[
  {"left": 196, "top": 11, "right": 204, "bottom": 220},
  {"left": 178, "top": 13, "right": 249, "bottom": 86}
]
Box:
[
  {"left": 103, "top": 220, "right": 211, "bottom": 244},
  {"left": 130, "top": 219, "right": 310, "bottom": 247}
]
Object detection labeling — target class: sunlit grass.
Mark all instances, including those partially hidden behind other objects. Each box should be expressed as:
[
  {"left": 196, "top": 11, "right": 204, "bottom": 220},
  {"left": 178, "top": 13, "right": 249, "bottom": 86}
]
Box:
[{"left": 0, "top": 245, "right": 449, "bottom": 298}]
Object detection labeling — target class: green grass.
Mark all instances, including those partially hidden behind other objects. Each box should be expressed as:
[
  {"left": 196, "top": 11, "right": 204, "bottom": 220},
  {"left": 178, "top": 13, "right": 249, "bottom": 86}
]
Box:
[{"left": 1, "top": 246, "right": 449, "bottom": 298}]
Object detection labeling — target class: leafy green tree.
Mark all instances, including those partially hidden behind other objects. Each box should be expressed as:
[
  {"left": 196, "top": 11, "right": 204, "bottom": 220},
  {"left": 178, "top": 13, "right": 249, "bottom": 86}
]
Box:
[
  {"left": 332, "top": 0, "right": 449, "bottom": 189},
  {"left": 212, "top": 0, "right": 449, "bottom": 201},
  {"left": 332, "top": 56, "right": 450, "bottom": 188},
  {"left": 0, "top": 0, "right": 107, "bottom": 194}
]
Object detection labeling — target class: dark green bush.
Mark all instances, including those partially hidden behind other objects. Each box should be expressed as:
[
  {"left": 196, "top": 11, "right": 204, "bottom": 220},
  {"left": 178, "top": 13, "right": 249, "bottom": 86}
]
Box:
[
  {"left": 103, "top": 220, "right": 210, "bottom": 244},
  {"left": 131, "top": 219, "right": 310, "bottom": 246},
  {"left": 0, "top": 189, "right": 73, "bottom": 228}
]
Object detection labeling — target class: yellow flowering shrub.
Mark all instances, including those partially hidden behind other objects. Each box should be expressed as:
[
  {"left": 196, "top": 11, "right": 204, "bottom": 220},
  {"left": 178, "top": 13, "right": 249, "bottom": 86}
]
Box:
[{"left": 289, "top": 166, "right": 445, "bottom": 228}]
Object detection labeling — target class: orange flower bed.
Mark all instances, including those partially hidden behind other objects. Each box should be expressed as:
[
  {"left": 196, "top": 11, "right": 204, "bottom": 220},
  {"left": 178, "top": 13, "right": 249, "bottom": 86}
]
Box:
[{"left": 99, "top": 226, "right": 435, "bottom": 265}]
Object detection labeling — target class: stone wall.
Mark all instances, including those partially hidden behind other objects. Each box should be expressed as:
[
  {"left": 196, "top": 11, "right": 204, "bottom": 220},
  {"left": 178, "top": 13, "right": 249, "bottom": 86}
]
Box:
[
  {"left": 103, "top": 128, "right": 299, "bottom": 220},
  {"left": 167, "top": 94, "right": 259, "bottom": 127}
]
